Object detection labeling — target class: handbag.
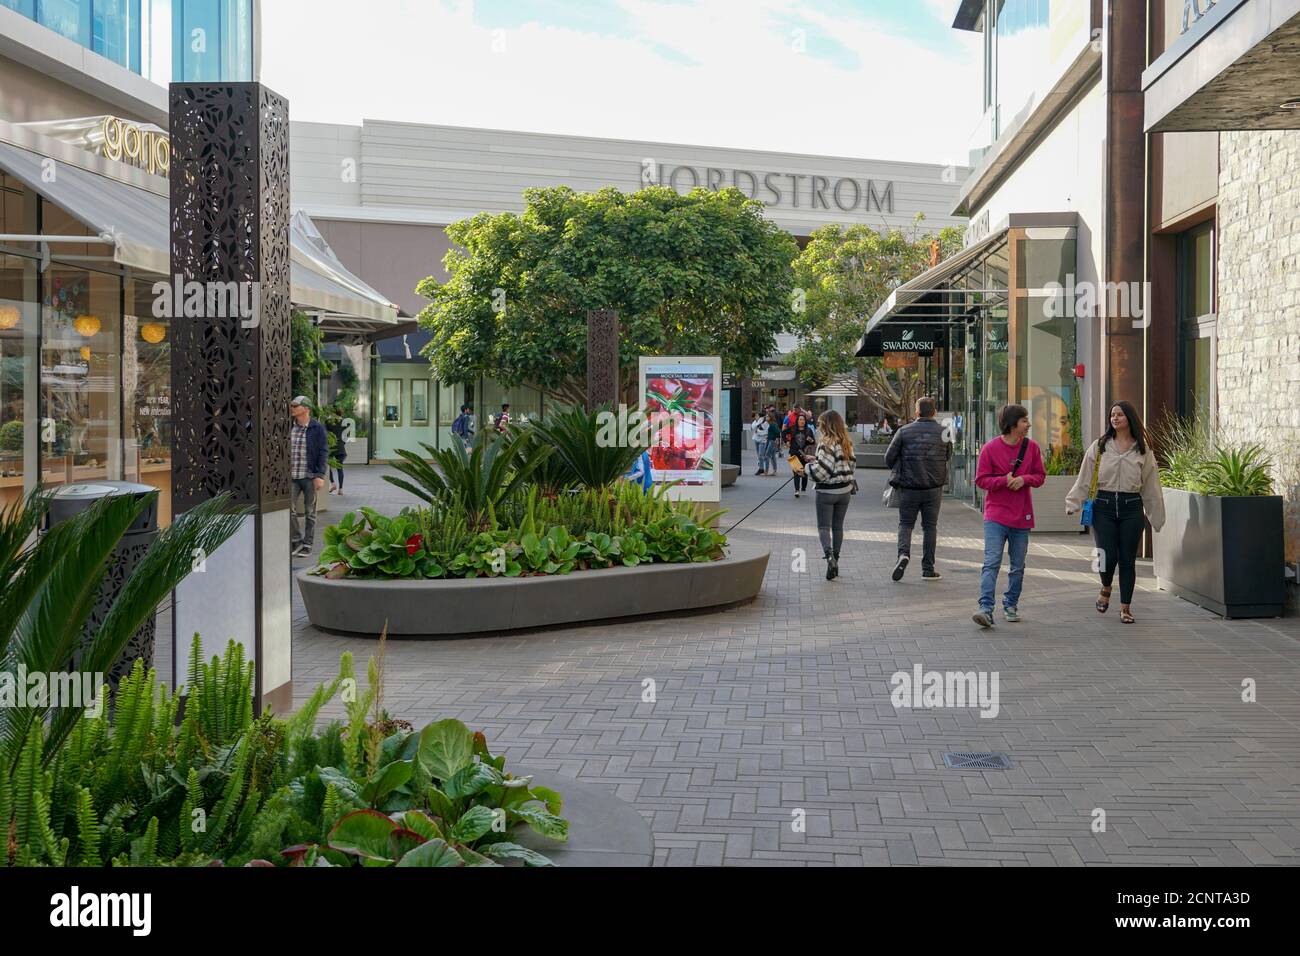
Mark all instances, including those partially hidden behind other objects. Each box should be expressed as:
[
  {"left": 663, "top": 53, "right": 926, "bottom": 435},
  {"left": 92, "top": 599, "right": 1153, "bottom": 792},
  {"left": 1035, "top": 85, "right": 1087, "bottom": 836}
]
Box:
[
  {"left": 881, "top": 477, "right": 897, "bottom": 508},
  {"left": 1079, "top": 443, "right": 1101, "bottom": 528}
]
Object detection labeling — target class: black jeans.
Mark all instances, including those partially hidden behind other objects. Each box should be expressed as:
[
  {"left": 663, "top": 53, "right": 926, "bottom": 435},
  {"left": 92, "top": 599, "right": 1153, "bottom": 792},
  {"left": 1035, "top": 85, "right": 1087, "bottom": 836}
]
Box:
[
  {"left": 815, "top": 491, "right": 851, "bottom": 555},
  {"left": 897, "top": 486, "right": 943, "bottom": 572},
  {"left": 331, "top": 465, "right": 345, "bottom": 490},
  {"left": 794, "top": 472, "right": 808, "bottom": 493},
  {"left": 1092, "top": 491, "right": 1144, "bottom": 604}
]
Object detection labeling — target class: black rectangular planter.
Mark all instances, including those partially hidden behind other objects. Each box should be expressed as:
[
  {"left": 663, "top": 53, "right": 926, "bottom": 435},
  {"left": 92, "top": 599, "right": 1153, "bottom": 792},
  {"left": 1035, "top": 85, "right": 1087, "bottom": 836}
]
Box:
[{"left": 1152, "top": 488, "right": 1285, "bottom": 618}]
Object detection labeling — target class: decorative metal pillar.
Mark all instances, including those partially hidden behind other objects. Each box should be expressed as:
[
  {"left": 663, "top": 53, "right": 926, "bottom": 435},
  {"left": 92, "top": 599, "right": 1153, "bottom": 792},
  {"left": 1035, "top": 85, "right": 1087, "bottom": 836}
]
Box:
[
  {"left": 586, "top": 308, "right": 620, "bottom": 410},
  {"left": 169, "top": 82, "right": 293, "bottom": 714}
]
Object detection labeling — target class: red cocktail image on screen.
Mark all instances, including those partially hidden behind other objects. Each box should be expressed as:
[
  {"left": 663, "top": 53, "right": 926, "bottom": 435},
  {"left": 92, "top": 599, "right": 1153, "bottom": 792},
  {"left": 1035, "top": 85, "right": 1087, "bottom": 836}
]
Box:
[{"left": 645, "top": 375, "right": 714, "bottom": 479}]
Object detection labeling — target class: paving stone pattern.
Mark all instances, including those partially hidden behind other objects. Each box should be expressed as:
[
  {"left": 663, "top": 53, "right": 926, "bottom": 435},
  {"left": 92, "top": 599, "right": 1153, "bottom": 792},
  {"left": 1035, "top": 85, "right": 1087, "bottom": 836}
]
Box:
[{"left": 290, "top": 455, "right": 1300, "bottom": 866}]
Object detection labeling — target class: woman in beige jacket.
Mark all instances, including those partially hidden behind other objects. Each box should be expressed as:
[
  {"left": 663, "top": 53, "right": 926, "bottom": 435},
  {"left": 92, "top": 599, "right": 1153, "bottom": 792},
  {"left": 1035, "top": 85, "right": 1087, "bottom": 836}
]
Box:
[{"left": 1065, "top": 401, "right": 1165, "bottom": 624}]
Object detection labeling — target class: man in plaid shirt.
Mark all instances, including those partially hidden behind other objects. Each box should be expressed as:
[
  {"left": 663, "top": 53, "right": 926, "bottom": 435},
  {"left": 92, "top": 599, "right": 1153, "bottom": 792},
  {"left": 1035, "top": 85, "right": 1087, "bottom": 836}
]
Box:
[{"left": 289, "top": 395, "right": 329, "bottom": 557}]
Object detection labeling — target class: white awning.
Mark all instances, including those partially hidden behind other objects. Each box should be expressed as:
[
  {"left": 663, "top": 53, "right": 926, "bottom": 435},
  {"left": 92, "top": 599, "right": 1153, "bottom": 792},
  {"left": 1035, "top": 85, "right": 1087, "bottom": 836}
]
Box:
[
  {"left": 805, "top": 378, "right": 868, "bottom": 398},
  {"left": 0, "top": 141, "right": 400, "bottom": 333}
]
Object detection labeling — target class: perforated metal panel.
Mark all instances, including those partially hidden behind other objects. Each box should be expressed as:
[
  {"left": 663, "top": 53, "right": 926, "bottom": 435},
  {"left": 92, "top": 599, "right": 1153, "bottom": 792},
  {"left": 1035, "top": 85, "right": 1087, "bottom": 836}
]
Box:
[{"left": 169, "top": 83, "right": 291, "bottom": 514}]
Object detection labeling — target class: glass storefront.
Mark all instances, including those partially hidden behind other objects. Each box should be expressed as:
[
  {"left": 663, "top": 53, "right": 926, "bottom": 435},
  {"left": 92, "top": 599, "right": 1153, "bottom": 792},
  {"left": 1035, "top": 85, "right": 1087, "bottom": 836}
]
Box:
[
  {"left": 872, "top": 225, "right": 1077, "bottom": 509},
  {"left": 0, "top": 173, "right": 174, "bottom": 519}
]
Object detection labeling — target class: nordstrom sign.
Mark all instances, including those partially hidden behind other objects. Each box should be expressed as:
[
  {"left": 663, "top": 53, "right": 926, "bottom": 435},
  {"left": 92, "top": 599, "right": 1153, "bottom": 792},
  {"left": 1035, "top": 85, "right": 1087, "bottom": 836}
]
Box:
[
  {"left": 1180, "top": 0, "right": 1218, "bottom": 34},
  {"left": 648, "top": 163, "right": 895, "bottom": 213}
]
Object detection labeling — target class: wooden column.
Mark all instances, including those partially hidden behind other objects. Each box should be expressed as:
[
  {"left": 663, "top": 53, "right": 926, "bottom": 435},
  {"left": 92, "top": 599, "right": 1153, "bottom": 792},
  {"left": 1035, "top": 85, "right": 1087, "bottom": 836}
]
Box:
[{"left": 586, "top": 308, "right": 619, "bottom": 410}]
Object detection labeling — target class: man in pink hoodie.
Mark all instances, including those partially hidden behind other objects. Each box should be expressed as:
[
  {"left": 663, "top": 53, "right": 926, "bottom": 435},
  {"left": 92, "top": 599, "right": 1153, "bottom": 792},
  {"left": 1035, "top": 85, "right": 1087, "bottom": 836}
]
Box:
[{"left": 972, "top": 404, "right": 1045, "bottom": 628}]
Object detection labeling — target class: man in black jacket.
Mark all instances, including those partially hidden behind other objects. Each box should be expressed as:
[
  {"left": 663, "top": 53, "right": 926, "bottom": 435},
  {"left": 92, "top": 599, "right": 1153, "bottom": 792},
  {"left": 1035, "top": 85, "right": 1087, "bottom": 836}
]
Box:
[{"left": 884, "top": 396, "right": 952, "bottom": 581}]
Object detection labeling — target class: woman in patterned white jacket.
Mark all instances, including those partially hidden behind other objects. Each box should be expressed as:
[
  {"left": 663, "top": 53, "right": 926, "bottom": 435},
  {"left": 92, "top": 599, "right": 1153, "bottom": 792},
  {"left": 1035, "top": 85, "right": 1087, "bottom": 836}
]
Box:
[{"left": 806, "top": 409, "right": 858, "bottom": 581}]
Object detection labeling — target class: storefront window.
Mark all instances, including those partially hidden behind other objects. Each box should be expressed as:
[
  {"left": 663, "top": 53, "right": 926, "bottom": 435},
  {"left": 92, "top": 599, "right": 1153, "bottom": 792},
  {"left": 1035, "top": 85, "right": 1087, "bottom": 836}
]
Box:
[
  {"left": 0, "top": 254, "right": 37, "bottom": 511},
  {"left": 37, "top": 0, "right": 90, "bottom": 46},
  {"left": 124, "top": 274, "right": 171, "bottom": 523},
  {"left": 40, "top": 262, "right": 122, "bottom": 488},
  {"left": 91, "top": 0, "right": 142, "bottom": 73},
  {"left": 1178, "top": 223, "right": 1215, "bottom": 423}
]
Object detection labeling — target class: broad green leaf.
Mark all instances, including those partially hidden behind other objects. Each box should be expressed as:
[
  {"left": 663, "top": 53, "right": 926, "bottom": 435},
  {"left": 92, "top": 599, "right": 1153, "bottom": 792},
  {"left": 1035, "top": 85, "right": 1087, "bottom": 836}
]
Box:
[
  {"left": 481, "top": 842, "right": 556, "bottom": 867},
  {"left": 417, "top": 718, "right": 476, "bottom": 782},
  {"left": 449, "top": 805, "right": 499, "bottom": 844},
  {"left": 361, "top": 759, "right": 413, "bottom": 805},
  {"left": 509, "top": 806, "right": 569, "bottom": 843},
  {"left": 327, "top": 809, "right": 397, "bottom": 861},
  {"left": 395, "top": 838, "right": 464, "bottom": 867},
  {"left": 443, "top": 761, "right": 502, "bottom": 801}
]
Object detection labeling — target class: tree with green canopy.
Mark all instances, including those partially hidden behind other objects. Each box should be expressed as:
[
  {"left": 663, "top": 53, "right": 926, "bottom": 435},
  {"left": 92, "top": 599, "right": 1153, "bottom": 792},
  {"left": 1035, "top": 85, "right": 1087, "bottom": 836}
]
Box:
[
  {"left": 415, "top": 185, "right": 800, "bottom": 406},
  {"left": 789, "top": 218, "right": 964, "bottom": 420}
]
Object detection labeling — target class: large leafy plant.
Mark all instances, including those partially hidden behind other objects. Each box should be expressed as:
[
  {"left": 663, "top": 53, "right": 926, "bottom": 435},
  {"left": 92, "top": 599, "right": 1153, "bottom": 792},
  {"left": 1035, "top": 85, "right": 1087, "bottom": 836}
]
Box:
[
  {"left": 384, "top": 427, "right": 551, "bottom": 530},
  {"left": 1153, "top": 416, "right": 1275, "bottom": 497},
  {"left": 0, "top": 486, "right": 243, "bottom": 773},
  {"left": 525, "top": 404, "right": 644, "bottom": 490},
  {"left": 319, "top": 508, "right": 444, "bottom": 579}
]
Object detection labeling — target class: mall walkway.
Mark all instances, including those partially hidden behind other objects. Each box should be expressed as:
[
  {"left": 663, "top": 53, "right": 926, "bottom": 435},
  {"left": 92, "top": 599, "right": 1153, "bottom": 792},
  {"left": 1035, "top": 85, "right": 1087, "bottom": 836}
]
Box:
[{"left": 288, "top": 452, "right": 1300, "bottom": 866}]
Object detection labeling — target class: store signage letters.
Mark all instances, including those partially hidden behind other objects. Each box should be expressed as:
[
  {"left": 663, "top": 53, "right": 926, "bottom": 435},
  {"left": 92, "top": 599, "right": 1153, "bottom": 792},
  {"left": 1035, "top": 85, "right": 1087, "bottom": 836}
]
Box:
[
  {"left": 653, "top": 164, "right": 895, "bottom": 213},
  {"left": 880, "top": 326, "right": 937, "bottom": 353},
  {"left": 1181, "top": 0, "right": 1218, "bottom": 34},
  {"left": 101, "top": 116, "right": 170, "bottom": 176}
]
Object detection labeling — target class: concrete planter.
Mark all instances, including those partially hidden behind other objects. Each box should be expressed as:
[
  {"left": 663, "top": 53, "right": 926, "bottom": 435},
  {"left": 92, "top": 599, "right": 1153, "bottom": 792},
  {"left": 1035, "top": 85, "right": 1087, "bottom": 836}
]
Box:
[
  {"left": 297, "top": 541, "right": 771, "bottom": 636},
  {"left": 856, "top": 446, "right": 890, "bottom": 469},
  {"left": 721, "top": 463, "right": 740, "bottom": 487},
  {"left": 1031, "top": 476, "right": 1088, "bottom": 534},
  {"left": 1153, "top": 488, "right": 1285, "bottom": 618}
]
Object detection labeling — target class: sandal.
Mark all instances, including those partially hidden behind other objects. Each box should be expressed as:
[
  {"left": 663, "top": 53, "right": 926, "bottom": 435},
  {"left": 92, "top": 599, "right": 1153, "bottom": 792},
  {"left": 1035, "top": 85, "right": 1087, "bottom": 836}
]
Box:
[
  {"left": 1120, "top": 607, "right": 1134, "bottom": 624},
  {"left": 1096, "top": 588, "right": 1112, "bottom": 613}
]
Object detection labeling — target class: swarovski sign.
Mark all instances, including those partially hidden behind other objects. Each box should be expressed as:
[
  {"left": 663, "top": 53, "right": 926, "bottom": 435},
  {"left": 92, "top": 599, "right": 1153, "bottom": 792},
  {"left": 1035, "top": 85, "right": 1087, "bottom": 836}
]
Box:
[
  {"left": 879, "top": 326, "right": 937, "bottom": 353},
  {"left": 646, "top": 162, "right": 895, "bottom": 213}
]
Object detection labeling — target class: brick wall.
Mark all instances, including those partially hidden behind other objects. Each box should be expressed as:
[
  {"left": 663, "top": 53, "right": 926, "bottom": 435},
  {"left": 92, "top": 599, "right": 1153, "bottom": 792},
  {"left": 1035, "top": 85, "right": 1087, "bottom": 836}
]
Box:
[{"left": 1218, "top": 130, "right": 1300, "bottom": 609}]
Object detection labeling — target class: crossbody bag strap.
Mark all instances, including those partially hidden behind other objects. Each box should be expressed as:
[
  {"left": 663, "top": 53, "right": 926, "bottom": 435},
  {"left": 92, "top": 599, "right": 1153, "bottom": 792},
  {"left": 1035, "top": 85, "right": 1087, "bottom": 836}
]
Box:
[
  {"left": 1088, "top": 441, "right": 1102, "bottom": 498},
  {"left": 1011, "top": 438, "right": 1029, "bottom": 475}
]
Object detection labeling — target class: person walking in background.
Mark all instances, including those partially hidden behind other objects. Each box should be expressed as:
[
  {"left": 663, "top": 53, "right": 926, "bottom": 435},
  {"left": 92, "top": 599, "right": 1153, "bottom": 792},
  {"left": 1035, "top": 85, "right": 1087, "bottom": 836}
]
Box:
[
  {"left": 289, "top": 395, "right": 329, "bottom": 558},
  {"left": 451, "top": 403, "right": 474, "bottom": 449},
  {"left": 763, "top": 410, "right": 782, "bottom": 475},
  {"left": 1066, "top": 400, "right": 1166, "bottom": 624},
  {"left": 807, "top": 410, "right": 857, "bottom": 580},
  {"left": 752, "top": 410, "right": 769, "bottom": 476},
  {"left": 972, "top": 404, "right": 1045, "bottom": 628},
  {"left": 494, "top": 403, "right": 511, "bottom": 433},
  {"left": 324, "top": 407, "right": 347, "bottom": 496},
  {"left": 884, "top": 396, "right": 952, "bottom": 581},
  {"left": 784, "top": 412, "right": 816, "bottom": 498}
]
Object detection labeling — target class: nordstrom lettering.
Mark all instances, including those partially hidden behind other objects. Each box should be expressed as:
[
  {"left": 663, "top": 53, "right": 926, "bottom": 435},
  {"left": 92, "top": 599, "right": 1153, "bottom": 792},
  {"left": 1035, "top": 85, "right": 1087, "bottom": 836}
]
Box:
[
  {"left": 653, "top": 164, "right": 895, "bottom": 213},
  {"left": 1181, "top": 0, "right": 1218, "bottom": 34}
]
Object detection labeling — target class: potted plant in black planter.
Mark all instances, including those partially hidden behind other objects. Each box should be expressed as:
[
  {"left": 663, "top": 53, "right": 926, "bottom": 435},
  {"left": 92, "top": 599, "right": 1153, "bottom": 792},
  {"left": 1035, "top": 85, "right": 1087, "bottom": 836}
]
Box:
[{"left": 1152, "top": 418, "right": 1284, "bottom": 618}]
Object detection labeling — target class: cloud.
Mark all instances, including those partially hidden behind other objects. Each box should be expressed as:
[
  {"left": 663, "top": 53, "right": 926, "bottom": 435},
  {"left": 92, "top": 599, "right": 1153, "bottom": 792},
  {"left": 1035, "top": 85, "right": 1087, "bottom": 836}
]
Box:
[{"left": 259, "top": 0, "right": 982, "bottom": 165}]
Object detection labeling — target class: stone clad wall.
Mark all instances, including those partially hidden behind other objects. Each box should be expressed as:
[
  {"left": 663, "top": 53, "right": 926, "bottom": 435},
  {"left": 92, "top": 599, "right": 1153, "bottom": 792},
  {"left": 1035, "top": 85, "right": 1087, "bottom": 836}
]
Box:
[{"left": 1218, "top": 130, "right": 1300, "bottom": 603}]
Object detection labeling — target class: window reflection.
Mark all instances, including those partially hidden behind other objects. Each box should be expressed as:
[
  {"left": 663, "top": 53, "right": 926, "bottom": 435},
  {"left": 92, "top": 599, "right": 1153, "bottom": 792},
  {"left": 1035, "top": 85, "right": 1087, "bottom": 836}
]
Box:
[
  {"left": 124, "top": 275, "right": 171, "bottom": 524},
  {"left": 41, "top": 263, "right": 121, "bottom": 488}
]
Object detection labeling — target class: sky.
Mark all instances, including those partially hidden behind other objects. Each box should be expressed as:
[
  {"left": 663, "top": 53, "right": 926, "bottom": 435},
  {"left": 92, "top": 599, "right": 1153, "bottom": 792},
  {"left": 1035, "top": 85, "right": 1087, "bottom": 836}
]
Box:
[{"left": 260, "top": 0, "right": 983, "bottom": 166}]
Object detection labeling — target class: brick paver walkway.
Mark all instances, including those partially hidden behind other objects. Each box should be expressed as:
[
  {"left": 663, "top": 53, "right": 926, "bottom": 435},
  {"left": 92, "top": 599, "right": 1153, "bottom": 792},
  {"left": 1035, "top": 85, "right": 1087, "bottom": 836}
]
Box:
[{"left": 290, "top": 454, "right": 1300, "bottom": 866}]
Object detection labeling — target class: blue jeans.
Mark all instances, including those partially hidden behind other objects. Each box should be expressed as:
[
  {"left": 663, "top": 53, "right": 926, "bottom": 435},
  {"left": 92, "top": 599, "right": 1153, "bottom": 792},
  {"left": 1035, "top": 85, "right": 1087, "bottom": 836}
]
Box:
[{"left": 979, "top": 520, "right": 1029, "bottom": 612}]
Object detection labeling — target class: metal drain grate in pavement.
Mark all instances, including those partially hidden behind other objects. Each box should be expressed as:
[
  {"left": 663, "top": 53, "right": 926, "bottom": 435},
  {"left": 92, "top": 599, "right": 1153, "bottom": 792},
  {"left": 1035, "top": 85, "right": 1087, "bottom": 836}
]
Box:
[{"left": 943, "top": 751, "right": 1013, "bottom": 769}]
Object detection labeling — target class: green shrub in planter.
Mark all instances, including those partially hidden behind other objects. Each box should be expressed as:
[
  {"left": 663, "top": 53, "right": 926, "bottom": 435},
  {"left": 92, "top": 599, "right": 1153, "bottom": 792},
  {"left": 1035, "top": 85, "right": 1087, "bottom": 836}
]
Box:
[{"left": 0, "top": 420, "right": 21, "bottom": 452}]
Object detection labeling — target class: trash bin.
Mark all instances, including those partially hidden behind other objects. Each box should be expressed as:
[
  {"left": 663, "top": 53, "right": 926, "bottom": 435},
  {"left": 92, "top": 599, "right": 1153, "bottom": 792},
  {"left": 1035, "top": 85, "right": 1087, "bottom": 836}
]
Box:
[{"left": 43, "top": 481, "right": 159, "bottom": 688}]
